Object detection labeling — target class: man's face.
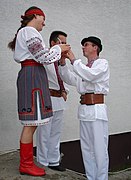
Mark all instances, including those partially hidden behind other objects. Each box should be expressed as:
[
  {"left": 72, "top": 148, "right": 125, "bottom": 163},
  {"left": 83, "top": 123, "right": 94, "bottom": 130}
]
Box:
[
  {"left": 82, "top": 41, "right": 97, "bottom": 57},
  {"left": 51, "top": 35, "right": 67, "bottom": 56},
  {"left": 55, "top": 35, "right": 67, "bottom": 45}
]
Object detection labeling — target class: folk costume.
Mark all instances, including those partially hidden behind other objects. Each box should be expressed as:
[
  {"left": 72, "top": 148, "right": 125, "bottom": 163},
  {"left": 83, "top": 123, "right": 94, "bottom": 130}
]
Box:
[
  {"left": 14, "top": 26, "right": 61, "bottom": 126},
  {"left": 59, "top": 58, "right": 110, "bottom": 180},
  {"left": 13, "top": 7, "right": 62, "bottom": 176},
  {"left": 37, "top": 62, "right": 68, "bottom": 167}
]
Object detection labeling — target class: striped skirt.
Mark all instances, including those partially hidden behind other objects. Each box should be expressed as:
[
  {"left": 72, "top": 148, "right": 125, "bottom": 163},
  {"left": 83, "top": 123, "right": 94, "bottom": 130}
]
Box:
[{"left": 17, "top": 63, "right": 53, "bottom": 126}]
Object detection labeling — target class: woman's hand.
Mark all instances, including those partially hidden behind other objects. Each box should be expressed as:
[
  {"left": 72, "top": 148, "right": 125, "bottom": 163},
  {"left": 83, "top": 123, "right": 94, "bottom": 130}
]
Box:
[{"left": 59, "top": 44, "right": 71, "bottom": 53}]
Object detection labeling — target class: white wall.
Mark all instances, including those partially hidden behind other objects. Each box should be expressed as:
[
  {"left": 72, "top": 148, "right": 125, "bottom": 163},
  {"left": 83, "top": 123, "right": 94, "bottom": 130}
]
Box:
[{"left": 0, "top": 0, "right": 131, "bottom": 152}]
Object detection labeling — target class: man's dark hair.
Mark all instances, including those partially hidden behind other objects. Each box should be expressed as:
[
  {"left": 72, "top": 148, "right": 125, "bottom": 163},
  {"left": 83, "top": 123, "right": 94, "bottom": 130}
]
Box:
[{"left": 49, "top": 31, "right": 67, "bottom": 47}]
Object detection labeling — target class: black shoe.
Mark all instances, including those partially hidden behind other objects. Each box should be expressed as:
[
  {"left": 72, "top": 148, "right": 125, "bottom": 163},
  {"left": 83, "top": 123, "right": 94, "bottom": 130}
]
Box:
[{"left": 48, "top": 165, "right": 66, "bottom": 172}]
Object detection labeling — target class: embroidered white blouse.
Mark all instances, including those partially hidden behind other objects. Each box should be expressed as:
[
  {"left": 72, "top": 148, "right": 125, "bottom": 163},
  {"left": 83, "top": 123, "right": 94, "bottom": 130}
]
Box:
[
  {"left": 14, "top": 26, "right": 61, "bottom": 126},
  {"left": 59, "top": 58, "right": 110, "bottom": 121},
  {"left": 14, "top": 26, "right": 61, "bottom": 64}
]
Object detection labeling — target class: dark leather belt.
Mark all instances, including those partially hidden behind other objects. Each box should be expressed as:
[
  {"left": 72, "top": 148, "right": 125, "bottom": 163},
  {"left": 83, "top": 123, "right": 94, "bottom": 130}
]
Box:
[
  {"left": 49, "top": 89, "right": 62, "bottom": 97},
  {"left": 21, "top": 59, "right": 43, "bottom": 67},
  {"left": 80, "top": 93, "right": 104, "bottom": 105}
]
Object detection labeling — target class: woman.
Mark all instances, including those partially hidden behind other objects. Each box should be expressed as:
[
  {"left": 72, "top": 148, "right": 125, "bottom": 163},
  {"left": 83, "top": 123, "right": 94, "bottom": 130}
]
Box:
[{"left": 8, "top": 6, "right": 70, "bottom": 176}]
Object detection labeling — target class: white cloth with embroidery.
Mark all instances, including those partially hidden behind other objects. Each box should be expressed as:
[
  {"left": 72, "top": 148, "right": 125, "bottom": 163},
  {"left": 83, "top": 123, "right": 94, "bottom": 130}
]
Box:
[
  {"left": 14, "top": 26, "right": 61, "bottom": 126},
  {"left": 59, "top": 58, "right": 110, "bottom": 180},
  {"left": 14, "top": 26, "right": 61, "bottom": 64},
  {"left": 59, "top": 58, "right": 110, "bottom": 121}
]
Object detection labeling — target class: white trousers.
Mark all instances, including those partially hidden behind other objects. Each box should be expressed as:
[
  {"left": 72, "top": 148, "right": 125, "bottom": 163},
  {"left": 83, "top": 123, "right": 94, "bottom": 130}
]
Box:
[
  {"left": 36, "top": 110, "right": 64, "bottom": 166},
  {"left": 80, "top": 119, "right": 109, "bottom": 180}
]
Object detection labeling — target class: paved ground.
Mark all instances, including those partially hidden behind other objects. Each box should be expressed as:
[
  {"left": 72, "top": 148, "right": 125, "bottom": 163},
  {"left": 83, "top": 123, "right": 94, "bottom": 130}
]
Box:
[{"left": 0, "top": 151, "right": 131, "bottom": 180}]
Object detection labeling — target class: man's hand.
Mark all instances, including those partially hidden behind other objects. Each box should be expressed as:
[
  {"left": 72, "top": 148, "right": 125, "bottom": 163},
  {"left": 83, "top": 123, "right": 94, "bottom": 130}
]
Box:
[
  {"left": 61, "top": 91, "right": 67, "bottom": 101},
  {"left": 66, "top": 50, "right": 76, "bottom": 64}
]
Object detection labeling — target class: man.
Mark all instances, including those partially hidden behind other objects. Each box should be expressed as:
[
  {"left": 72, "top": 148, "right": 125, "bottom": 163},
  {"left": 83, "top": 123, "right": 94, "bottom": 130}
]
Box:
[
  {"left": 37, "top": 31, "right": 68, "bottom": 171},
  {"left": 59, "top": 36, "right": 110, "bottom": 180}
]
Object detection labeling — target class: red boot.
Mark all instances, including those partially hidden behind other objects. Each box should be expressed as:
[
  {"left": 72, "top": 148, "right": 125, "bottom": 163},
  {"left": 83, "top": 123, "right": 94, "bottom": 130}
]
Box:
[{"left": 19, "top": 141, "right": 46, "bottom": 176}]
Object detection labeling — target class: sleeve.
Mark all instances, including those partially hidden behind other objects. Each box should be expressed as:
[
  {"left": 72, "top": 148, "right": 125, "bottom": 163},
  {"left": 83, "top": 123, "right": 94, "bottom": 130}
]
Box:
[
  {"left": 59, "top": 65, "right": 77, "bottom": 87},
  {"left": 25, "top": 28, "right": 61, "bottom": 64},
  {"left": 73, "top": 59, "right": 109, "bottom": 83}
]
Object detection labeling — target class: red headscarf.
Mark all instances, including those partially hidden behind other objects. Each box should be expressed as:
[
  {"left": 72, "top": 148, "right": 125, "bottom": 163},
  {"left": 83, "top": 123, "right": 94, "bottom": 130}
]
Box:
[{"left": 21, "top": 8, "right": 45, "bottom": 19}]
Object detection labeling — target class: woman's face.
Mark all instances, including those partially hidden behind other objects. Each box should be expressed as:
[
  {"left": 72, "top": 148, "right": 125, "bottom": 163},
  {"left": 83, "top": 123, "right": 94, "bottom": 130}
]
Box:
[{"left": 35, "top": 15, "right": 45, "bottom": 32}]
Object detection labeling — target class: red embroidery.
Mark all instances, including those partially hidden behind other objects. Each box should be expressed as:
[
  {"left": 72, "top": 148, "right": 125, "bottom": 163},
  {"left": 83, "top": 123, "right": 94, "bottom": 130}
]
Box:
[
  {"left": 27, "top": 37, "right": 44, "bottom": 58},
  {"left": 19, "top": 88, "right": 52, "bottom": 116},
  {"left": 86, "top": 60, "right": 95, "bottom": 68}
]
